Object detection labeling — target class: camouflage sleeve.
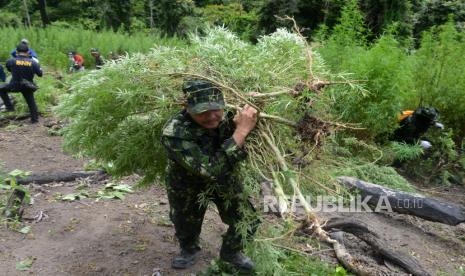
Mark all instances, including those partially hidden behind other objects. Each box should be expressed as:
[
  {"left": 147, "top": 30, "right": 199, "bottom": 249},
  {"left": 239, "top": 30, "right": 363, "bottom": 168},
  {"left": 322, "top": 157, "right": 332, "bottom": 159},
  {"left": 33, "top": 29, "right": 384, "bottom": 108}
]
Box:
[{"left": 161, "top": 135, "right": 247, "bottom": 182}]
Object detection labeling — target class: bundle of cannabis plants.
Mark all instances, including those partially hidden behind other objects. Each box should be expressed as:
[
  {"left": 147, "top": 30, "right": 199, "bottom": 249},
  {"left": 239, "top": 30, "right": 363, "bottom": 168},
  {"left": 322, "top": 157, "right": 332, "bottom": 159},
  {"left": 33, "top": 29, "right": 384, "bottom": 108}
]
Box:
[{"left": 57, "top": 26, "right": 370, "bottom": 272}]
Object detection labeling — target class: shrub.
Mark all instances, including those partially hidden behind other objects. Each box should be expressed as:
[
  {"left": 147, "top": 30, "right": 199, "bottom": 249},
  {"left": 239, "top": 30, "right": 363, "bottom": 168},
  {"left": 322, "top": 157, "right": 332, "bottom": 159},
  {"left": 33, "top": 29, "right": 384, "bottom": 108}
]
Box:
[
  {"left": 408, "top": 20, "right": 465, "bottom": 142},
  {"left": 200, "top": 3, "right": 260, "bottom": 41},
  {"left": 319, "top": 35, "right": 413, "bottom": 139}
]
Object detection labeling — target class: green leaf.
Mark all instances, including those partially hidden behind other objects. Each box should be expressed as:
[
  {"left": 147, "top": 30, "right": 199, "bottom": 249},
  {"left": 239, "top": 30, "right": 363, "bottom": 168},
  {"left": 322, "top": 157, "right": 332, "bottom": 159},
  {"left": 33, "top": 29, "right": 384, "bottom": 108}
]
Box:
[
  {"left": 18, "top": 226, "right": 31, "bottom": 234},
  {"left": 62, "top": 191, "right": 89, "bottom": 201},
  {"left": 98, "top": 195, "right": 115, "bottom": 200},
  {"left": 16, "top": 256, "right": 35, "bottom": 271},
  {"left": 335, "top": 266, "right": 347, "bottom": 276},
  {"left": 62, "top": 194, "right": 78, "bottom": 201},
  {"left": 112, "top": 191, "right": 126, "bottom": 199},
  {"left": 8, "top": 169, "right": 30, "bottom": 178},
  {"left": 0, "top": 184, "right": 11, "bottom": 190},
  {"left": 78, "top": 191, "right": 90, "bottom": 198},
  {"left": 111, "top": 184, "right": 133, "bottom": 193},
  {"left": 104, "top": 182, "right": 116, "bottom": 189}
]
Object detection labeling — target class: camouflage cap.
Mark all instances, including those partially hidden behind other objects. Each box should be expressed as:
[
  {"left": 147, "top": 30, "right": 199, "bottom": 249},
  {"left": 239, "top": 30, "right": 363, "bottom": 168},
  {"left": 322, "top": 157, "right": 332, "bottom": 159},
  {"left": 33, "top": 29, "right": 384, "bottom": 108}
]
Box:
[{"left": 183, "top": 80, "right": 225, "bottom": 114}]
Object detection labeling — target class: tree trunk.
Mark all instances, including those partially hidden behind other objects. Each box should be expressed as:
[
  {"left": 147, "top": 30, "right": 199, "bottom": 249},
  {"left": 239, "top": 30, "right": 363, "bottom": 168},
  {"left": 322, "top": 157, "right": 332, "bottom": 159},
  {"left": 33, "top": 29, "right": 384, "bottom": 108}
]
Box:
[
  {"left": 37, "top": 0, "right": 50, "bottom": 27},
  {"left": 23, "top": 0, "right": 31, "bottom": 28},
  {"left": 149, "top": 0, "right": 154, "bottom": 30}
]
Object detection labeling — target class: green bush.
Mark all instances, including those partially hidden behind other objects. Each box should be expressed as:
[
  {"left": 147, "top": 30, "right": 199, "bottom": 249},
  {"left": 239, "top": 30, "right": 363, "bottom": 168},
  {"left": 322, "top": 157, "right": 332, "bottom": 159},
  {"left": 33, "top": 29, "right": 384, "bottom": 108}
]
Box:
[
  {"left": 408, "top": 21, "right": 465, "bottom": 142},
  {"left": 0, "top": 11, "right": 22, "bottom": 27},
  {"left": 319, "top": 3, "right": 465, "bottom": 143},
  {"left": 317, "top": 0, "right": 414, "bottom": 139},
  {"left": 200, "top": 3, "right": 260, "bottom": 41},
  {"left": 400, "top": 130, "right": 464, "bottom": 185},
  {"left": 388, "top": 142, "right": 424, "bottom": 162},
  {"left": 319, "top": 35, "right": 413, "bottom": 139}
]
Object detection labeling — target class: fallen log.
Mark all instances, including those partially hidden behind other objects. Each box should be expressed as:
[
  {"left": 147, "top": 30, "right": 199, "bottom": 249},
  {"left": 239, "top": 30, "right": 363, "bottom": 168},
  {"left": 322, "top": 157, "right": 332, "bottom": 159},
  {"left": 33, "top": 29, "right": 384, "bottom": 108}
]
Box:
[
  {"left": 324, "top": 217, "right": 432, "bottom": 276},
  {"left": 16, "top": 170, "right": 106, "bottom": 185},
  {"left": 338, "top": 176, "right": 465, "bottom": 226}
]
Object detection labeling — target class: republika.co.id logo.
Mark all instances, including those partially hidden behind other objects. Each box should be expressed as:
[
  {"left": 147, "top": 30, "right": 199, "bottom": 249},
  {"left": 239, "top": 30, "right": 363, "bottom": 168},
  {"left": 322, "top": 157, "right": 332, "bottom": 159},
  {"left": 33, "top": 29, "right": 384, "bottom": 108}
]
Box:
[{"left": 263, "top": 195, "right": 423, "bottom": 213}]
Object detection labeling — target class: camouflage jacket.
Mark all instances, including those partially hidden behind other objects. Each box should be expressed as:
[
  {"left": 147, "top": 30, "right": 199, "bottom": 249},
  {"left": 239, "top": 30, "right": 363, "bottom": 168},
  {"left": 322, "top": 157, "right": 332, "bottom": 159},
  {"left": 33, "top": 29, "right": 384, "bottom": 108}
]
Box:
[{"left": 161, "top": 110, "right": 247, "bottom": 186}]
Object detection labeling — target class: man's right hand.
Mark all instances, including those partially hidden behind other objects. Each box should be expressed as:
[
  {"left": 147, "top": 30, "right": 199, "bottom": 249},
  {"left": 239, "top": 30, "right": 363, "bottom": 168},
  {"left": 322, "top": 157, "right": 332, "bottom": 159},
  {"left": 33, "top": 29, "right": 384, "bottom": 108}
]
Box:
[{"left": 232, "top": 104, "right": 258, "bottom": 147}]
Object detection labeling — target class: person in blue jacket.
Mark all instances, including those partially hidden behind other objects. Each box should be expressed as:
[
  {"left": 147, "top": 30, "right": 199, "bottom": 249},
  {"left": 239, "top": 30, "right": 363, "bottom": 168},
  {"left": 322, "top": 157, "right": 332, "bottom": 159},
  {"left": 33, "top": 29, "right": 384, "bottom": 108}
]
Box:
[
  {"left": 10, "top": 39, "right": 38, "bottom": 60},
  {"left": 0, "top": 43, "right": 43, "bottom": 123}
]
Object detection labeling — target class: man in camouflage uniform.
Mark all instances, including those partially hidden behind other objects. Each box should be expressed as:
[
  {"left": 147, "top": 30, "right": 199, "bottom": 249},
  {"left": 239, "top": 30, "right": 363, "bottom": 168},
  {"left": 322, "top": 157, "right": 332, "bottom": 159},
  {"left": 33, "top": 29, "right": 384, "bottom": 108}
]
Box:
[{"left": 161, "top": 80, "right": 260, "bottom": 273}]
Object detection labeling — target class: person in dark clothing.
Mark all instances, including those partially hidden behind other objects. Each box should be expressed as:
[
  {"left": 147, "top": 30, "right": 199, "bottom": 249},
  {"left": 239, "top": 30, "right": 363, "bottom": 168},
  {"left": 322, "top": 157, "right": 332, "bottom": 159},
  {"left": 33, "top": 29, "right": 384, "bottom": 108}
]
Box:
[
  {"left": 90, "top": 48, "right": 105, "bottom": 69},
  {"left": 0, "top": 43, "right": 43, "bottom": 123},
  {"left": 161, "top": 80, "right": 260, "bottom": 273},
  {"left": 10, "top": 38, "right": 38, "bottom": 60},
  {"left": 0, "top": 64, "right": 5, "bottom": 82},
  {"left": 393, "top": 107, "right": 443, "bottom": 149}
]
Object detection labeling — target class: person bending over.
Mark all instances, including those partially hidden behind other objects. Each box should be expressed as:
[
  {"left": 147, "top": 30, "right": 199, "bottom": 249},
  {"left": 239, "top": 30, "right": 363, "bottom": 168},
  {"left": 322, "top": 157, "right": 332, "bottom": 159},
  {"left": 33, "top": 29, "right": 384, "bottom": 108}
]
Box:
[{"left": 161, "top": 80, "right": 260, "bottom": 273}]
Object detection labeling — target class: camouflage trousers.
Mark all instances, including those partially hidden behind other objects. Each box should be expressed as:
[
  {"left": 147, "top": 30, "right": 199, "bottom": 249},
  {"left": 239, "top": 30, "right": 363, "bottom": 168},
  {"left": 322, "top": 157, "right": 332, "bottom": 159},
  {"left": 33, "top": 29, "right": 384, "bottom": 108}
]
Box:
[{"left": 166, "top": 176, "right": 260, "bottom": 254}]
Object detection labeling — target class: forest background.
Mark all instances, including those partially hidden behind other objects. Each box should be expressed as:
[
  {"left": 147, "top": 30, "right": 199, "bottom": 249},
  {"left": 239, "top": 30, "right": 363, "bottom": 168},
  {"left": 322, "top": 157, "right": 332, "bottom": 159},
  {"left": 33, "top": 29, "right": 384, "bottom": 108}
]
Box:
[{"left": 1, "top": 0, "right": 464, "bottom": 41}]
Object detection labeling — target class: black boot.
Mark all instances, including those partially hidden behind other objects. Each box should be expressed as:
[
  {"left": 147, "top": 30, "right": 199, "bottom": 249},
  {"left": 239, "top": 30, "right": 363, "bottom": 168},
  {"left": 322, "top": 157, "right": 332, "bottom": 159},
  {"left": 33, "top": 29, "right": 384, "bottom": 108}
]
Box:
[
  {"left": 220, "top": 250, "right": 255, "bottom": 273},
  {"left": 0, "top": 107, "right": 14, "bottom": 113},
  {"left": 0, "top": 99, "right": 14, "bottom": 112},
  {"left": 171, "top": 247, "right": 200, "bottom": 269}
]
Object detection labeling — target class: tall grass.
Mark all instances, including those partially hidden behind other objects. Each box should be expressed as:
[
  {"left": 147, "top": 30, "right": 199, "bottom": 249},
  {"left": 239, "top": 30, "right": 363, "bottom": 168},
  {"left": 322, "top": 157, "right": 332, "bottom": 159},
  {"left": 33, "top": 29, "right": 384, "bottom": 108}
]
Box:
[
  {"left": 317, "top": 1, "right": 465, "bottom": 143},
  {"left": 409, "top": 21, "right": 465, "bottom": 142},
  {"left": 0, "top": 26, "right": 185, "bottom": 71}
]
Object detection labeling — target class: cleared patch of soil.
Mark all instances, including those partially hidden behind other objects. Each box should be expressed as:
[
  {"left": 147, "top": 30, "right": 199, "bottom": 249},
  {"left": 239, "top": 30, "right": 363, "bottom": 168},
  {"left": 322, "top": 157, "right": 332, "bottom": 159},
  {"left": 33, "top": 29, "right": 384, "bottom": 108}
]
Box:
[
  {"left": 0, "top": 118, "right": 85, "bottom": 173},
  {"left": 0, "top": 120, "right": 226, "bottom": 275},
  {"left": 0, "top": 181, "right": 225, "bottom": 276}
]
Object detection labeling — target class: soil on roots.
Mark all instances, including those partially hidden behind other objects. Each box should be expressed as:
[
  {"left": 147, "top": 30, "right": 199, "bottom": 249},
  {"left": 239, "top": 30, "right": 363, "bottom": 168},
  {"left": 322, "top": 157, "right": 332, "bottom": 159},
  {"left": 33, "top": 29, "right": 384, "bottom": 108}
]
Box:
[{"left": 296, "top": 113, "right": 330, "bottom": 144}]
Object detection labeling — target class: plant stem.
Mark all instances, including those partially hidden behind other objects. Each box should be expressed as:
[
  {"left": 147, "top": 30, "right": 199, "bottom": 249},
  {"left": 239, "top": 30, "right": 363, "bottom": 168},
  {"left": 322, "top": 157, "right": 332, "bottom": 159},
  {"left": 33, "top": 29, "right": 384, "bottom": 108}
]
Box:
[
  {"left": 226, "top": 104, "right": 297, "bottom": 127},
  {"left": 259, "top": 128, "right": 335, "bottom": 243}
]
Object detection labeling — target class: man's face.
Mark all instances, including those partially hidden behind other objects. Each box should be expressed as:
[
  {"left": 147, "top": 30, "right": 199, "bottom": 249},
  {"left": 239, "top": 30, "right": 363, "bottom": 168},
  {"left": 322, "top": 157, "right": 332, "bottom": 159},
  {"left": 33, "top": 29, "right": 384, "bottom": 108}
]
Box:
[{"left": 189, "top": 109, "right": 224, "bottom": 129}]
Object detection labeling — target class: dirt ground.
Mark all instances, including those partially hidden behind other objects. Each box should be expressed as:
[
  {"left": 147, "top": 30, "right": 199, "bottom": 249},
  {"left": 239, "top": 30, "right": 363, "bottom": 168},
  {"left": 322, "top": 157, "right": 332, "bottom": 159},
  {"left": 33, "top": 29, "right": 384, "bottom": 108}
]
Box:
[
  {"left": 0, "top": 119, "right": 226, "bottom": 276},
  {"left": 0, "top": 118, "right": 84, "bottom": 174},
  {"left": 1, "top": 118, "right": 465, "bottom": 275}
]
